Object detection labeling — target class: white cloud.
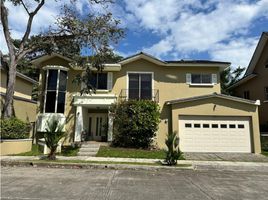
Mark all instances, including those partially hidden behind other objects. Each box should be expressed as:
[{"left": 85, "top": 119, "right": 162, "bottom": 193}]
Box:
[
  {"left": 142, "top": 37, "right": 174, "bottom": 57},
  {"left": 0, "top": 0, "right": 111, "bottom": 54},
  {"left": 210, "top": 37, "right": 258, "bottom": 69},
  {"left": 119, "top": 0, "right": 268, "bottom": 67}
]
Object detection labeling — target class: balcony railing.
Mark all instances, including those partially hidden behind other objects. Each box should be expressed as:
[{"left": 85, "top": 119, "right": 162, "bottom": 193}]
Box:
[{"left": 119, "top": 89, "right": 159, "bottom": 103}]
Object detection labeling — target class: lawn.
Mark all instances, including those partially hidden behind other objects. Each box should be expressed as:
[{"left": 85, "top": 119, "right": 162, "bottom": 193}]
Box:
[
  {"left": 17, "top": 144, "right": 41, "bottom": 156},
  {"left": 16, "top": 144, "right": 80, "bottom": 157},
  {"left": 261, "top": 136, "right": 268, "bottom": 156},
  {"left": 96, "top": 146, "right": 165, "bottom": 159},
  {"left": 96, "top": 146, "right": 185, "bottom": 160}
]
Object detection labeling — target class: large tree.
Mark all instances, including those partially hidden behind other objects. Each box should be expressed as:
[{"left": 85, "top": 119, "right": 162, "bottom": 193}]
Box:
[{"left": 0, "top": 0, "right": 123, "bottom": 118}]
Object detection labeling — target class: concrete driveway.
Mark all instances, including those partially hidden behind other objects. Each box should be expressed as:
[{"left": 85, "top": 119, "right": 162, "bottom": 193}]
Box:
[
  {"left": 1, "top": 166, "right": 268, "bottom": 200},
  {"left": 184, "top": 153, "right": 268, "bottom": 162}
]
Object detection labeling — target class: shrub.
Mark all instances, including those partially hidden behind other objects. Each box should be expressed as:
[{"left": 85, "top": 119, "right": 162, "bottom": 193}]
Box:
[
  {"left": 111, "top": 100, "right": 160, "bottom": 148},
  {"left": 0, "top": 117, "right": 30, "bottom": 139},
  {"left": 164, "top": 131, "right": 181, "bottom": 165},
  {"left": 44, "top": 117, "right": 65, "bottom": 160}
]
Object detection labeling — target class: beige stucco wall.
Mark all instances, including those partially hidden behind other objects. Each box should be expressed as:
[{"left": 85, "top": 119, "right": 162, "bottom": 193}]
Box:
[
  {"left": 0, "top": 139, "right": 32, "bottom": 155},
  {"left": 233, "top": 43, "right": 268, "bottom": 126},
  {"left": 36, "top": 57, "right": 80, "bottom": 144},
  {"left": 0, "top": 69, "right": 33, "bottom": 100},
  {"left": 0, "top": 96, "right": 37, "bottom": 122},
  {"left": 36, "top": 56, "right": 261, "bottom": 153},
  {"left": 170, "top": 97, "right": 261, "bottom": 153},
  {"left": 111, "top": 59, "right": 221, "bottom": 148},
  {"left": 37, "top": 57, "right": 227, "bottom": 147}
]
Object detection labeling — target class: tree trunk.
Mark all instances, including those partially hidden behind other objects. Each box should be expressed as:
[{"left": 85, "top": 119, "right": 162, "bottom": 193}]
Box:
[
  {"left": 48, "top": 147, "right": 57, "bottom": 160},
  {"left": 2, "top": 58, "right": 17, "bottom": 118}
]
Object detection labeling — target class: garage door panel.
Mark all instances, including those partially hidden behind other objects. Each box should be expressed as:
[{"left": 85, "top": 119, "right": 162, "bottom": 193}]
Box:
[{"left": 179, "top": 116, "right": 251, "bottom": 153}]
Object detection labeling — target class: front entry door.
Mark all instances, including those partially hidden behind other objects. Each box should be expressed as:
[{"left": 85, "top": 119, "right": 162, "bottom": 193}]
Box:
[{"left": 88, "top": 113, "right": 108, "bottom": 141}]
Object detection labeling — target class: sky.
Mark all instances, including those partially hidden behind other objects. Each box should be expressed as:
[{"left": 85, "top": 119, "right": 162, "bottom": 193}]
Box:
[{"left": 1, "top": 0, "right": 268, "bottom": 69}]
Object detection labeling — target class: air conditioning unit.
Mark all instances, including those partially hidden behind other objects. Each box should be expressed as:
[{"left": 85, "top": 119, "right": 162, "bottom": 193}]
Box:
[{"left": 36, "top": 113, "right": 66, "bottom": 132}]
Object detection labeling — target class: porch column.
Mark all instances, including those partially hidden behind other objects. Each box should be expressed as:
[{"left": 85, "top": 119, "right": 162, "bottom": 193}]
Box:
[
  {"left": 107, "top": 110, "right": 114, "bottom": 142},
  {"left": 74, "top": 106, "right": 83, "bottom": 142}
]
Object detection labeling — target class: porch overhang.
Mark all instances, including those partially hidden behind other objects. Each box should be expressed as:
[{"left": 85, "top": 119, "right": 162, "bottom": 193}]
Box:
[{"left": 73, "top": 94, "right": 117, "bottom": 108}]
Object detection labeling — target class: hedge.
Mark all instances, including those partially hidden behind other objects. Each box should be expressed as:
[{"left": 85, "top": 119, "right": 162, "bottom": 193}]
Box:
[
  {"left": 0, "top": 117, "right": 30, "bottom": 139},
  {"left": 111, "top": 100, "right": 160, "bottom": 148}
]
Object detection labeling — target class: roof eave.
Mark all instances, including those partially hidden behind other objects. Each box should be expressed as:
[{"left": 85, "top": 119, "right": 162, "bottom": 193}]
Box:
[
  {"left": 244, "top": 32, "right": 268, "bottom": 76},
  {"left": 166, "top": 93, "right": 259, "bottom": 106},
  {"left": 31, "top": 53, "right": 73, "bottom": 66},
  {"left": 228, "top": 74, "right": 257, "bottom": 89}
]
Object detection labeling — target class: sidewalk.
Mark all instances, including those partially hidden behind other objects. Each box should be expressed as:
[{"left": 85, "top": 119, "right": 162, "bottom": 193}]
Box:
[{"left": 1, "top": 155, "right": 268, "bottom": 171}]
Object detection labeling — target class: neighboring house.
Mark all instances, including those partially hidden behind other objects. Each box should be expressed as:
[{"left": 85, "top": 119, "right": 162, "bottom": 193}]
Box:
[
  {"left": 229, "top": 32, "right": 268, "bottom": 133},
  {"left": 32, "top": 52, "right": 261, "bottom": 153},
  {"left": 0, "top": 67, "right": 37, "bottom": 123}
]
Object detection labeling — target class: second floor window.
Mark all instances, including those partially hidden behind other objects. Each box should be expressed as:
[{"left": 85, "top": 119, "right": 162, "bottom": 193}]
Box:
[
  {"left": 243, "top": 90, "right": 250, "bottom": 99},
  {"left": 191, "top": 74, "right": 212, "bottom": 84},
  {"left": 89, "top": 72, "right": 108, "bottom": 90},
  {"left": 44, "top": 69, "right": 67, "bottom": 113},
  {"left": 128, "top": 73, "right": 152, "bottom": 100}
]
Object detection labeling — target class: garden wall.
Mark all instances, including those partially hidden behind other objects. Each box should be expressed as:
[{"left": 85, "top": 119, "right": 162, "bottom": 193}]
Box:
[{"left": 0, "top": 139, "right": 32, "bottom": 155}]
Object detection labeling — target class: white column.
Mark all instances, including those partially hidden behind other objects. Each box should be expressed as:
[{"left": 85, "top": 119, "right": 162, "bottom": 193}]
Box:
[
  {"left": 74, "top": 106, "right": 83, "bottom": 142},
  {"left": 107, "top": 110, "right": 114, "bottom": 142}
]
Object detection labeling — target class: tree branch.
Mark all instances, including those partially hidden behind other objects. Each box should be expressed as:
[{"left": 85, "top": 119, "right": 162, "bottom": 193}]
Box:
[
  {"left": 20, "top": 0, "right": 30, "bottom": 15},
  {"left": 0, "top": 1, "right": 16, "bottom": 58},
  {"left": 18, "top": 0, "right": 45, "bottom": 55}
]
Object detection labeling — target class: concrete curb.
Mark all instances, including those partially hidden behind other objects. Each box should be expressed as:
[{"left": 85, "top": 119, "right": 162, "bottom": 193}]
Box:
[{"left": 0, "top": 160, "right": 193, "bottom": 171}]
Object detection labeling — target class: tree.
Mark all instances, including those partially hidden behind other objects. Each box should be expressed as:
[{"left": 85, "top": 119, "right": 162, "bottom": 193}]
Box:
[
  {"left": 220, "top": 66, "right": 245, "bottom": 95},
  {"left": 1, "top": 0, "right": 124, "bottom": 118},
  {"left": 164, "top": 131, "right": 181, "bottom": 166},
  {"left": 111, "top": 100, "right": 161, "bottom": 148},
  {"left": 44, "top": 117, "right": 65, "bottom": 160}
]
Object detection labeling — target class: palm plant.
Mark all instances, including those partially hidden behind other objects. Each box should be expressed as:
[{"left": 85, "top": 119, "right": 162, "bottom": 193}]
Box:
[
  {"left": 165, "top": 131, "right": 181, "bottom": 165},
  {"left": 44, "top": 117, "right": 65, "bottom": 160}
]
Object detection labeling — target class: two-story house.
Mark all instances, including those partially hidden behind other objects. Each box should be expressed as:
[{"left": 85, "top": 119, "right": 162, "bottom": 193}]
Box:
[
  {"left": 229, "top": 32, "right": 268, "bottom": 133},
  {"left": 32, "top": 52, "right": 261, "bottom": 153}
]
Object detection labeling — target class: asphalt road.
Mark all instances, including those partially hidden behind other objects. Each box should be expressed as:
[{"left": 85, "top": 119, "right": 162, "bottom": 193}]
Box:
[{"left": 1, "top": 166, "right": 268, "bottom": 200}]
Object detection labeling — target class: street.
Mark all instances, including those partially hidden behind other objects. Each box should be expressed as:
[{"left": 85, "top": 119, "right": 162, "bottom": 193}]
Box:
[{"left": 1, "top": 166, "right": 268, "bottom": 200}]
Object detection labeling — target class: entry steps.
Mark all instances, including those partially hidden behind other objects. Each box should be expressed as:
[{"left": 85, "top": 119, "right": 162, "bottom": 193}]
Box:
[{"left": 77, "top": 142, "right": 101, "bottom": 157}]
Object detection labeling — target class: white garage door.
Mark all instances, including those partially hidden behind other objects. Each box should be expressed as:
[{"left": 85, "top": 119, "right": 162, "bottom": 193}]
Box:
[{"left": 179, "top": 116, "right": 252, "bottom": 153}]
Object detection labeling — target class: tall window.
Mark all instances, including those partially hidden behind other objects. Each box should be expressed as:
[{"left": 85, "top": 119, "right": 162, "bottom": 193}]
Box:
[
  {"left": 44, "top": 69, "right": 67, "bottom": 113},
  {"left": 89, "top": 73, "right": 108, "bottom": 90},
  {"left": 128, "top": 73, "right": 152, "bottom": 100}
]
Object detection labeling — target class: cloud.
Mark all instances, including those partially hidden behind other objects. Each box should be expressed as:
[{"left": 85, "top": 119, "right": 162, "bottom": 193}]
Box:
[
  {"left": 0, "top": 0, "right": 112, "bottom": 54},
  {"left": 210, "top": 37, "right": 259, "bottom": 68},
  {"left": 119, "top": 0, "right": 268, "bottom": 67}
]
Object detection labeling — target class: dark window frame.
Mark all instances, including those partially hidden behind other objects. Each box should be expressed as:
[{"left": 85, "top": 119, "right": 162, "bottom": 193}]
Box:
[
  {"left": 44, "top": 69, "right": 67, "bottom": 114},
  {"left": 128, "top": 73, "right": 153, "bottom": 100},
  {"left": 89, "top": 72, "right": 108, "bottom": 90}
]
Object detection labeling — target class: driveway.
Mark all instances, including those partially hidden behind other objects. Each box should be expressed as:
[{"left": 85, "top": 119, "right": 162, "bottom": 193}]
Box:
[
  {"left": 184, "top": 153, "right": 268, "bottom": 162},
  {"left": 1, "top": 166, "right": 268, "bottom": 200}
]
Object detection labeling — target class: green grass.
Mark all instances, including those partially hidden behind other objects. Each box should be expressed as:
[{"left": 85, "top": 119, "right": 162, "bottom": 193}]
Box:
[
  {"left": 16, "top": 144, "right": 42, "bottom": 156},
  {"left": 59, "top": 146, "right": 80, "bottom": 156},
  {"left": 15, "top": 145, "right": 80, "bottom": 157},
  {"left": 96, "top": 146, "right": 185, "bottom": 160},
  {"left": 96, "top": 146, "right": 166, "bottom": 159},
  {"left": 262, "top": 151, "right": 268, "bottom": 157}
]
